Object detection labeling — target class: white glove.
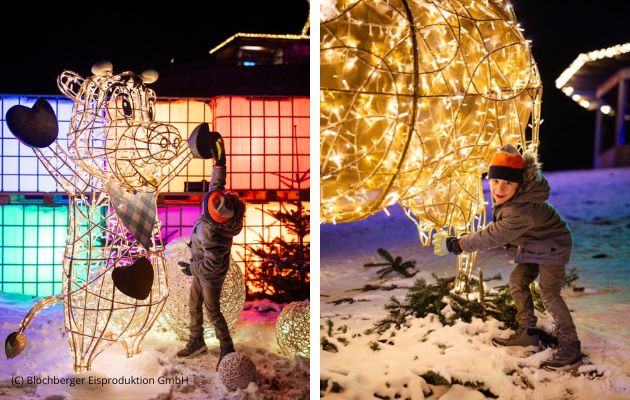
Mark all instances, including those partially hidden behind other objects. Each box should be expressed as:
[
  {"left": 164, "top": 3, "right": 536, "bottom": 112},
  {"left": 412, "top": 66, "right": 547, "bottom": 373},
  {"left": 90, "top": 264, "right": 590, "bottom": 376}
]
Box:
[{"left": 433, "top": 231, "right": 449, "bottom": 256}]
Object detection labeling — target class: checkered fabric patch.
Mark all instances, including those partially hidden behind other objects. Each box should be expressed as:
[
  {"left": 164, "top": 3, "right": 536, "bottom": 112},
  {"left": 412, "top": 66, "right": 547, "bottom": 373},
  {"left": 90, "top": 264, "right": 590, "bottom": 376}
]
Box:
[{"left": 105, "top": 180, "right": 157, "bottom": 250}]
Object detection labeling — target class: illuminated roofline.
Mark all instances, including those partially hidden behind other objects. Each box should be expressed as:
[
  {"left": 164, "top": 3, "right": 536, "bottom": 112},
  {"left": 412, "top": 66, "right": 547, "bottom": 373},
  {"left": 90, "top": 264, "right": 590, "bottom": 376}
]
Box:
[
  {"left": 556, "top": 42, "right": 630, "bottom": 90},
  {"left": 209, "top": 33, "right": 310, "bottom": 55}
]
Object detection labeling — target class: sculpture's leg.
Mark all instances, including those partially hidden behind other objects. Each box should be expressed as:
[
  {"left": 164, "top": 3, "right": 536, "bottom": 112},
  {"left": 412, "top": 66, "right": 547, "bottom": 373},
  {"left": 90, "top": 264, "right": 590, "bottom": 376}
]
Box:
[{"left": 453, "top": 177, "right": 487, "bottom": 291}]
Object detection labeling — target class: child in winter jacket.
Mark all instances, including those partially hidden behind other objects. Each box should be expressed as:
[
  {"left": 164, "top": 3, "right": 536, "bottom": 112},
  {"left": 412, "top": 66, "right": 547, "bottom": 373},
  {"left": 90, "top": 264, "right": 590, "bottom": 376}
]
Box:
[
  {"left": 435, "top": 144, "right": 581, "bottom": 370},
  {"left": 176, "top": 127, "right": 245, "bottom": 369}
]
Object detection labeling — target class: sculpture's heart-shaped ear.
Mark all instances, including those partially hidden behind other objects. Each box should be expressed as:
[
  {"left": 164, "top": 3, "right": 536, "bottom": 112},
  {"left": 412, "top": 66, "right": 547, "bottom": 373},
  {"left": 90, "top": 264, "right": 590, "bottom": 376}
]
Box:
[
  {"left": 6, "top": 98, "right": 58, "bottom": 148},
  {"left": 188, "top": 123, "right": 214, "bottom": 159},
  {"left": 112, "top": 257, "right": 154, "bottom": 300}
]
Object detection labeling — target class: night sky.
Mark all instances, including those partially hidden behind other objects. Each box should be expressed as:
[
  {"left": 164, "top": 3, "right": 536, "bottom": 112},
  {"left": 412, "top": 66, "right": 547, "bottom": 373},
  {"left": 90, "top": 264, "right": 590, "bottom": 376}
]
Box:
[
  {"left": 1, "top": 2, "right": 629, "bottom": 170},
  {"left": 0, "top": 2, "right": 309, "bottom": 94},
  {"left": 512, "top": 0, "right": 630, "bottom": 170}
]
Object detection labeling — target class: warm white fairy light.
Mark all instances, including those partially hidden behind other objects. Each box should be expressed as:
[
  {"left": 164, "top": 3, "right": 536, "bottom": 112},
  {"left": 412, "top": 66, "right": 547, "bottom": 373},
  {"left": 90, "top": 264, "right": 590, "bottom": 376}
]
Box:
[
  {"left": 276, "top": 300, "right": 310, "bottom": 358},
  {"left": 556, "top": 43, "right": 630, "bottom": 90},
  {"left": 208, "top": 0, "right": 310, "bottom": 55},
  {"left": 556, "top": 42, "right": 630, "bottom": 109},
  {"left": 7, "top": 64, "right": 193, "bottom": 372},
  {"left": 321, "top": 0, "right": 541, "bottom": 286}
]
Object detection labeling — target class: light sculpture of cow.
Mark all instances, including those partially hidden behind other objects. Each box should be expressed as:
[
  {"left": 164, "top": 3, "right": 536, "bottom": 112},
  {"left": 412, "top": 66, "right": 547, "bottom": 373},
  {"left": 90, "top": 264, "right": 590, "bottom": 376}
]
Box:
[{"left": 4, "top": 62, "right": 212, "bottom": 372}]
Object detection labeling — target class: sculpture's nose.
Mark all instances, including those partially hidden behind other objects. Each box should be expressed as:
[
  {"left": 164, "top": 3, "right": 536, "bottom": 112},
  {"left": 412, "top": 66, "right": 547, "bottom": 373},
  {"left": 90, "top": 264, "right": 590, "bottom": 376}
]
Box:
[{"left": 136, "top": 122, "right": 183, "bottom": 162}]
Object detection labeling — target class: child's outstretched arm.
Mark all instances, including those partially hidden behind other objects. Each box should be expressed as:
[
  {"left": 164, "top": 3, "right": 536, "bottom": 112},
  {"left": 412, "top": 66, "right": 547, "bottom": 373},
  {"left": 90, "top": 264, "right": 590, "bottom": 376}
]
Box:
[
  {"left": 459, "top": 211, "right": 535, "bottom": 253},
  {"left": 207, "top": 130, "right": 227, "bottom": 192}
]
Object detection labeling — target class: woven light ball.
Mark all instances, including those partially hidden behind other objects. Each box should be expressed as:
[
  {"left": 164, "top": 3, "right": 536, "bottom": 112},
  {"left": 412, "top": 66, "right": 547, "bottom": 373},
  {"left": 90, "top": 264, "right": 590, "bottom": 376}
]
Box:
[
  {"left": 218, "top": 352, "right": 257, "bottom": 391},
  {"left": 161, "top": 237, "right": 245, "bottom": 340},
  {"left": 276, "top": 300, "right": 310, "bottom": 358}
]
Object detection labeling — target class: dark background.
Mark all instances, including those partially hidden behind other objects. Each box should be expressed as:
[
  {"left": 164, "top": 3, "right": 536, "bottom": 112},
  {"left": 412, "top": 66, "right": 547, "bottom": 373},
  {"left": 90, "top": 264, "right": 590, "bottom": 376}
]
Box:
[
  {"left": 0, "top": 2, "right": 309, "bottom": 93},
  {"left": 511, "top": 0, "right": 630, "bottom": 170}
]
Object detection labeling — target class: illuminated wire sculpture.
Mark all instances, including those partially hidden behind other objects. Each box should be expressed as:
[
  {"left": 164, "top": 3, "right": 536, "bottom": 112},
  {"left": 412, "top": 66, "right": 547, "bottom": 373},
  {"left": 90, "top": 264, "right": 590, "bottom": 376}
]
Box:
[
  {"left": 4, "top": 62, "right": 205, "bottom": 372},
  {"left": 321, "top": 0, "right": 541, "bottom": 287},
  {"left": 161, "top": 237, "right": 245, "bottom": 341},
  {"left": 275, "top": 300, "right": 310, "bottom": 358}
]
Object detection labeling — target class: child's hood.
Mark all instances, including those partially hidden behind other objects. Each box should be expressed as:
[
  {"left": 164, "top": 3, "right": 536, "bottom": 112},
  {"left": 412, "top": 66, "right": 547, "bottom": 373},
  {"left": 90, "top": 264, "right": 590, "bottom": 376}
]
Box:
[{"left": 511, "top": 150, "right": 549, "bottom": 204}]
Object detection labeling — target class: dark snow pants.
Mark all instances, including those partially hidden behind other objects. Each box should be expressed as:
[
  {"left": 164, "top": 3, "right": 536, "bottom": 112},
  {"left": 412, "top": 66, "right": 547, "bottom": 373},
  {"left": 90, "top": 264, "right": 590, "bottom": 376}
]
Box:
[
  {"left": 188, "top": 275, "right": 234, "bottom": 350},
  {"left": 509, "top": 263, "right": 579, "bottom": 342}
]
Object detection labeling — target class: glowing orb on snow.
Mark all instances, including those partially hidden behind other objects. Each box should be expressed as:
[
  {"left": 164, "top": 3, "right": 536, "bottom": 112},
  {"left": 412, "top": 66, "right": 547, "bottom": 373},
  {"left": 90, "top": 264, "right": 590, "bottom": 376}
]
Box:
[
  {"left": 218, "top": 351, "right": 257, "bottom": 391},
  {"left": 276, "top": 300, "right": 310, "bottom": 358}
]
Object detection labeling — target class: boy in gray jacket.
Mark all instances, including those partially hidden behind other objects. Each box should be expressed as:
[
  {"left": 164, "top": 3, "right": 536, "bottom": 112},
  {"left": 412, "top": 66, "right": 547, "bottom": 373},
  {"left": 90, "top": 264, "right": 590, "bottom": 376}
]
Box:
[
  {"left": 176, "top": 128, "right": 245, "bottom": 369},
  {"left": 436, "top": 144, "right": 581, "bottom": 370}
]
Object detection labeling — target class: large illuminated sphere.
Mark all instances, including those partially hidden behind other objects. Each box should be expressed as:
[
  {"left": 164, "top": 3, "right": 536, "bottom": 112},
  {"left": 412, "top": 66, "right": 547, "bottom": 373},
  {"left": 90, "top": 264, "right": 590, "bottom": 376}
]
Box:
[
  {"left": 276, "top": 300, "right": 310, "bottom": 358},
  {"left": 321, "top": 0, "right": 541, "bottom": 230},
  {"left": 162, "top": 237, "right": 245, "bottom": 340},
  {"left": 218, "top": 352, "right": 257, "bottom": 391}
]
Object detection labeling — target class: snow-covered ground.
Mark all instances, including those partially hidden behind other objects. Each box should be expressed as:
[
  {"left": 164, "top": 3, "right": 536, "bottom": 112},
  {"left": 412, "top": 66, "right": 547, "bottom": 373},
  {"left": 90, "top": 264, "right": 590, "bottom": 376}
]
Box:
[
  {"left": 0, "top": 297, "right": 309, "bottom": 399},
  {"left": 321, "top": 168, "right": 630, "bottom": 399}
]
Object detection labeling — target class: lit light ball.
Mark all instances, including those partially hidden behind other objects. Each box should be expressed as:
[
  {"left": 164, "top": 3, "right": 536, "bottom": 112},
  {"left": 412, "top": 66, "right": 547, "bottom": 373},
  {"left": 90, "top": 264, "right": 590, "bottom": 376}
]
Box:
[
  {"left": 276, "top": 300, "right": 310, "bottom": 358},
  {"left": 218, "top": 352, "right": 257, "bottom": 391},
  {"left": 161, "top": 237, "right": 245, "bottom": 340},
  {"left": 320, "top": 0, "right": 541, "bottom": 231}
]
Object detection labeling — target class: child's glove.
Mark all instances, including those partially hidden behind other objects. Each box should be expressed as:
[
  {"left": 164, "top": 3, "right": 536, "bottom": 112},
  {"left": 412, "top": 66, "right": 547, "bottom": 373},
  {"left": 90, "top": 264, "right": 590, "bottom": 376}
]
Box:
[
  {"left": 433, "top": 234, "right": 464, "bottom": 256},
  {"left": 433, "top": 231, "right": 449, "bottom": 256},
  {"left": 446, "top": 237, "right": 463, "bottom": 255},
  {"left": 177, "top": 261, "right": 192, "bottom": 276},
  {"left": 208, "top": 131, "right": 226, "bottom": 167}
]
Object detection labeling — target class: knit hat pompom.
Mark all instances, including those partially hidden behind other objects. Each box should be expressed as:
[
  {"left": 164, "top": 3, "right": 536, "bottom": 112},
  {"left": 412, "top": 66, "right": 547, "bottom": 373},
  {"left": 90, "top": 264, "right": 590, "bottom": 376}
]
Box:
[{"left": 488, "top": 144, "right": 525, "bottom": 183}]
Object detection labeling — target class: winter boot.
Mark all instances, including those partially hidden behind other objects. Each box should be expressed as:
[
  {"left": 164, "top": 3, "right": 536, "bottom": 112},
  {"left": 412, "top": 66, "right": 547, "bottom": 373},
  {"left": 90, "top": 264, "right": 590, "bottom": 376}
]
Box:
[
  {"left": 176, "top": 336, "right": 207, "bottom": 358},
  {"left": 540, "top": 340, "right": 582, "bottom": 370},
  {"left": 492, "top": 327, "right": 539, "bottom": 350},
  {"left": 216, "top": 341, "right": 236, "bottom": 370}
]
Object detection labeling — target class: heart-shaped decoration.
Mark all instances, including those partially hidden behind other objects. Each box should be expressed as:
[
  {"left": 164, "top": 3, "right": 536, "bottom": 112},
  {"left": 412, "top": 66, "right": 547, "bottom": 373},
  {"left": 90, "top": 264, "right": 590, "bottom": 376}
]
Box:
[
  {"left": 105, "top": 180, "right": 157, "bottom": 250},
  {"left": 112, "top": 257, "right": 154, "bottom": 300},
  {"left": 5, "top": 331, "right": 27, "bottom": 359},
  {"left": 6, "top": 98, "right": 59, "bottom": 148},
  {"left": 188, "top": 123, "right": 214, "bottom": 159}
]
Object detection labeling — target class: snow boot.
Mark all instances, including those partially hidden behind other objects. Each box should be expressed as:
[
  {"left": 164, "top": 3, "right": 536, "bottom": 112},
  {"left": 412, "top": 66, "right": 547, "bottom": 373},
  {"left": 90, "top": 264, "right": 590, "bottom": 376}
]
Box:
[
  {"left": 492, "top": 327, "right": 539, "bottom": 351},
  {"left": 541, "top": 340, "right": 582, "bottom": 371},
  {"left": 177, "top": 336, "right": 207, "bottom": 358},
  {"left": 216, "top": 341, "right": 235, "bottom": 371}
]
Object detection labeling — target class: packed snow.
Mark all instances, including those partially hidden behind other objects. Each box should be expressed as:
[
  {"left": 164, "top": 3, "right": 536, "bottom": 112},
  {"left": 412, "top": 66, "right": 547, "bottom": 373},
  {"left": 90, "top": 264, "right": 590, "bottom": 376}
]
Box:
[
  {"left": 321, "top": 167, "right": 630, "bottom": 399},
  {"left": 0, "top": 296, "right": 309, "bottom": 399}
]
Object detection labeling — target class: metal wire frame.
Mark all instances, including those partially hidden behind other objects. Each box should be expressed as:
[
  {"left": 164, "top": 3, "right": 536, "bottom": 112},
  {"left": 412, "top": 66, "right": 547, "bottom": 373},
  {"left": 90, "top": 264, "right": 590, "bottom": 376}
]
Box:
[
  {"left": 320, "top": 0, "right": 542, "bottom": 288},
  {"left": 13, "top": 66, "right": 194, "bottom": 372}
]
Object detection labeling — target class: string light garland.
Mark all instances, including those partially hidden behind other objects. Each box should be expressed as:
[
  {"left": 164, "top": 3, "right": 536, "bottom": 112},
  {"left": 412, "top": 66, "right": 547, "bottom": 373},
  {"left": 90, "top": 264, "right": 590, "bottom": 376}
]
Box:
[
  {"left": 321, "top": 0, "right": 541, "bottom": 286},
  {"left": 275, "top": 300, "right": 310, "bottom": 358},
  {"left": 161, "top": 237, "right": 245, "bottom": 341},
  {"left": 555, "top": 42, "right": 630, "bottom": 109},
  {"left": 209, "top": 0, "right": 310, "bottom": 55}
]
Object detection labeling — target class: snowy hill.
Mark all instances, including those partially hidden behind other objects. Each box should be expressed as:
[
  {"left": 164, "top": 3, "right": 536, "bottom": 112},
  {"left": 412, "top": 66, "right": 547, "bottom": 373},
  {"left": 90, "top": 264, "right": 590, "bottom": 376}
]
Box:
[
  {"left": 321, "top": 167, "right": 630, "bottom": 399},
  {"left": 0, "top": 296, "right": 309, "bottom": 399}
]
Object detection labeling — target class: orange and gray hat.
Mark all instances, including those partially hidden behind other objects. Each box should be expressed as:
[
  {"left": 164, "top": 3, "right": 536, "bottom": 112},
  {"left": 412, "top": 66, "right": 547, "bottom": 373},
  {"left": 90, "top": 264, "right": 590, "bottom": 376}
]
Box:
[
  {"left": 488, "top": 145, "right": 525, "bottom": 183},
  {"left": 203, "top": 190, "right": 234, "bottom": 223}
]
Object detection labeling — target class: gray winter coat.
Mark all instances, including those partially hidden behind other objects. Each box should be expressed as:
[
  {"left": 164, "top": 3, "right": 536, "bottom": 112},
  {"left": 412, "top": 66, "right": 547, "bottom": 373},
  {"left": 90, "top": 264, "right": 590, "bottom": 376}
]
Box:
[
  {"left": 189, "top": 166, "right": 244, "bottom": 286},
  {"left": 459, "top": 153, "right": 572, "bottom": 265}
]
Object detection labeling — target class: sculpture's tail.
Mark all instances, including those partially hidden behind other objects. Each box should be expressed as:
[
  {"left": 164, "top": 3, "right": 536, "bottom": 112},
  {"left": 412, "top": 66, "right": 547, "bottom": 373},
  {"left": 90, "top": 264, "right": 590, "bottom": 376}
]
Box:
[{"left": 5, "top": 294, "right": 63, "bottom": 359}]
